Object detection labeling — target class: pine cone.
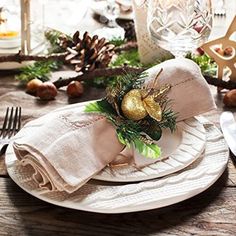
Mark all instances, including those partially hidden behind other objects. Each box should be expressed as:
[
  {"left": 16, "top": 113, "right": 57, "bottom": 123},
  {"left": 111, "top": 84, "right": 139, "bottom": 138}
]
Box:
[
  {"left": 124, "top": 21, "right": 136, "bottom": 42},
  {"left": 65, "top": 31, "right": 115, "bottom": 73}
]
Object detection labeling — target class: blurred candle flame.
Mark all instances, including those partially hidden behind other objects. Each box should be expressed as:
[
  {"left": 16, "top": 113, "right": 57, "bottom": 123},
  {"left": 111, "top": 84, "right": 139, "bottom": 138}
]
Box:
[{"left": 0, "top": 7, "right": 18, "bottom": 39}]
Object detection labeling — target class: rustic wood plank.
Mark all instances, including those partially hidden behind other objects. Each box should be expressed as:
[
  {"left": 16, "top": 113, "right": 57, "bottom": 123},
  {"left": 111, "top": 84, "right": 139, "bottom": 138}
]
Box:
[
  {"left": 0, "top": 172, "right": 235, "bottom": 236},
  {"left": 227, "top": 158, "right": 236, "bottom": 186},
  {"left": 0, "top": 155, "right": 7, "bottom": 177}
]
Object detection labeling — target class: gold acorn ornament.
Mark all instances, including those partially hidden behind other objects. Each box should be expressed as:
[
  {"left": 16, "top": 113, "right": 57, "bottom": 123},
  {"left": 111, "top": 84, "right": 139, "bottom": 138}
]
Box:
[
  {"left": 121, "top": 89, "right": 148, "bottom": 120},
  {"left": 85, "top": 68, "right": 176, "bottom": 159},
  {"left": 121, "top": 69, "right": 171, "bottom": 122}
]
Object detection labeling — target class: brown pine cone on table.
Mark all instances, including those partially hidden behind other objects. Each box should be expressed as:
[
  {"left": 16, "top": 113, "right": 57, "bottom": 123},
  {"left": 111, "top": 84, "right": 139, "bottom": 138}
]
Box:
[{"left": 65, "top": 31, "right": 115, "bottom": 73}]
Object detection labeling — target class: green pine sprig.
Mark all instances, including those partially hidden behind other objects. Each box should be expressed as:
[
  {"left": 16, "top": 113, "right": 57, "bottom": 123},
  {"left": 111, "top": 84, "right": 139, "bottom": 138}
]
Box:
[
  {"left": 186, "top": 53, "right": 217, "bottom": 77},
  {"left": 85, "top": 73, "right": 177, "bottom": 159},
  {"left": 109, "top": 37, "right": 125, "bottom": 47},
  {"left": 15, "top": 60, "right": 61, "bottom": 84},
  {"left": 85, "top": 99, "right": 162, "bottom": 159},
  {"left": 15, "top": 29, "right": 69, "bottom": 84}
]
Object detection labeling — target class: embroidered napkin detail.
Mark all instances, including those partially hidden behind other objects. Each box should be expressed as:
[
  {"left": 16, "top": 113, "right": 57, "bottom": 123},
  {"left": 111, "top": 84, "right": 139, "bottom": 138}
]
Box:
[{"left": 13, "top": 107, "right": 124, "bottom": 193}]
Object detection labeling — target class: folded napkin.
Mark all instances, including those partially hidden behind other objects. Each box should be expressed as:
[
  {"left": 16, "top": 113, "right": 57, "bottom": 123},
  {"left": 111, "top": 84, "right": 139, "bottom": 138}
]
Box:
[
  {"left": 14, "top": 105, "right": 124, "bottom": 193},
  {"left": 130, "top": 58, "right": 216, "bottom": 167},
  {"left": 13, "top": 58, "right": 216, "bottom": 193},
  {"left": 145, "top": 58, "right": 216, "bottom": 121}
]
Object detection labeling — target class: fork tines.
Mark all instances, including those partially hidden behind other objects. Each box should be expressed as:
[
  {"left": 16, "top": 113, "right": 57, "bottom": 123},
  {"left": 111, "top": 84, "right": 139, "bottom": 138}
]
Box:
[{"left": 0, "top": 107, "right": 22, "bottom": 138}]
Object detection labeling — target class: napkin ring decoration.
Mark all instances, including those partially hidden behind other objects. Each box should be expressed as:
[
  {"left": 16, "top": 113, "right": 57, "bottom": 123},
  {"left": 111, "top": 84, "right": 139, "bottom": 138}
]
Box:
[{"left": 85, "top": 69, "right": 177, "bottom": 159}]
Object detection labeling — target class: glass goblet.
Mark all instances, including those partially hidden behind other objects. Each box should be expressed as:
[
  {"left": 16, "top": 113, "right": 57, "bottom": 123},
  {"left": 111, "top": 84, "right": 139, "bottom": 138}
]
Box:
[{"left": 147, "top": 0, "right": 213, "bottom": 57}]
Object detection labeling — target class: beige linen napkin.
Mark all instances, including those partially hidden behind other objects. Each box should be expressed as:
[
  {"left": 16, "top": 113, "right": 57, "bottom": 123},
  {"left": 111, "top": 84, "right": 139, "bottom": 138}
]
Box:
[
  {"left": 13, "top": 104, "right": 124, "bottom": 193},
  {"left": 145, "top": 58, "right": 216, "bottom": 121},
  {"left": 13, "top": 58, "right": 216, "bottom": 192},
  {"left": 132, "top": 58, "right": 216, "bottom": 166}
]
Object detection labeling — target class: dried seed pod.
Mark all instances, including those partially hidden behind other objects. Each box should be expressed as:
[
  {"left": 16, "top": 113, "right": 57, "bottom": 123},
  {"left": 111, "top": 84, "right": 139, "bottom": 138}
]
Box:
[
  {"left": 224, "top": 47, "right": 233, "bottom": 56},
  {"left": 37, "top": 82, "right": 57, "bottom": 100},
  {"left": 223, "top": 89, "right": 236, "bottom": 107},
  {"left": 26, "top": 79, "right": 43, "bottom": 95},
  {"left": 65, "top": 31, "right": 115, "bottom": 73},
  {"left": 66, "top": 81, "right": 84, "bottom": 98}
]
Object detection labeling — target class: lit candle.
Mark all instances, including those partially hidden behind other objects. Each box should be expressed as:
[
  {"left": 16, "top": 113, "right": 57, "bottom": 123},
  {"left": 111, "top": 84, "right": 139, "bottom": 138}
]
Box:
[
  {"left": 0, "top": 8, "right": 19, "bottom": 39},
  {"left": 0, "top": 7, "right": 20, "bottom": 50}
]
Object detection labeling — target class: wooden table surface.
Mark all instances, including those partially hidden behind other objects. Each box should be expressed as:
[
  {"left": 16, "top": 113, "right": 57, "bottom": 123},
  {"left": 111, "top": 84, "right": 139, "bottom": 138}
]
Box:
[{"left": 1, "top": 3, "right": 236, "bottom": 236}]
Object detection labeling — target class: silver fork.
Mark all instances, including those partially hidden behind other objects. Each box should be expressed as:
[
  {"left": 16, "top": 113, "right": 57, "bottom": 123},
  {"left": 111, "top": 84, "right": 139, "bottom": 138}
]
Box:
[{"left": 0, "top": 107, "right": 22, "bottom": 155}]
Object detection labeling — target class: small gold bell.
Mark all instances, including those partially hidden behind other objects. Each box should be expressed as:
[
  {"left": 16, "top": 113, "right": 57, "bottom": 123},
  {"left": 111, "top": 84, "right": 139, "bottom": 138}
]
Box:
[{"left": 121, "top": 89, "right": 148, "bottom": 120}]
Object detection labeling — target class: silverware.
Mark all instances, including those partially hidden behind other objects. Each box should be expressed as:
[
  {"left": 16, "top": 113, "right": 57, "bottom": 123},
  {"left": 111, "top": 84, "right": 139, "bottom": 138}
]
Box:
[
  {"left": 0, "top": 107, "right": 21, "bottom": 155},
  {"left": 220, "top": 111, "right": 236, "bottom": 162}
]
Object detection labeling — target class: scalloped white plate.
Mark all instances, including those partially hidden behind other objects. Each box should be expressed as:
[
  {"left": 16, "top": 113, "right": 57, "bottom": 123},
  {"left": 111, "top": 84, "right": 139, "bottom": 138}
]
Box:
[
  {"left": 5, "top": 118, "right": 229, "bottom": 213},
  {"left": 94, "top": 117, "right": 206, "bottom": 182}
]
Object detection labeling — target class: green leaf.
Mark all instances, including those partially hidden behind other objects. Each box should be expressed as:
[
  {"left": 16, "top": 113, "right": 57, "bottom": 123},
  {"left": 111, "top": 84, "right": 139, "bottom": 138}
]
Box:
[
  {"left": 85, "top": 100, "right": 116, "bottom": 115},
  {"left": 186, "top": 53, "right": 217, "bottom": 77},
  {"left": 133, "top": 138, "right": 161, "bottom": 159},
  {"left": 97, "top": 100, "right": 116, "bottom": 114},
  {"left": 44, "top": 28, "right": 72, "bottom": 54},
  {"left": 84, "top": 102, "right": 102, "bottom": 113},
  {"left": 109, "top": 37, "right": 125, "bottom": 47},
  {"left": 117, "top": 132, "right": 128, "bottom": 146},
  {"left": 110, "top": 49, "right": 141, "bottom": 67},
  {"left": 147, "top": 129, "right": 162, "bottom": 141}
]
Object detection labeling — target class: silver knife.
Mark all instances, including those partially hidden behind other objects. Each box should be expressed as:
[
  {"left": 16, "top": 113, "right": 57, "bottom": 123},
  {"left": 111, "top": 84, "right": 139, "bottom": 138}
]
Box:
[{"left": 220, "top": 112, "right": 236, "bottom": 157}]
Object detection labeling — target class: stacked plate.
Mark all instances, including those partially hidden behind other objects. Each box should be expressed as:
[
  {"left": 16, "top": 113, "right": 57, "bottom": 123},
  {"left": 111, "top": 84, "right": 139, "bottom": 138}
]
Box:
[{"left": 5, "top": 115, "right": 229, "bottom": 213}]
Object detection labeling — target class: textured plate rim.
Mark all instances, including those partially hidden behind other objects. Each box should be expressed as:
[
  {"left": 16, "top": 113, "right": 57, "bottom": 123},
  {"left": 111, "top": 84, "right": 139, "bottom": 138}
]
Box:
[
  {"left": 5, "top": 119, "right": 229, "bottom": 214},
  {"left": 94, "top": 117, "right": 206, "bottom": 182}
]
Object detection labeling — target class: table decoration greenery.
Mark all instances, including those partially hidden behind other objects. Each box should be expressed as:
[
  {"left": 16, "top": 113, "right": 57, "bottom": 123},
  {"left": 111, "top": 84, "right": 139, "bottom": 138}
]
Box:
[
  {"left": 85, "top": 69, "right": 177, "bottom": 159},
  {"left": 0, "top": 27, "right": 235, "bottom": 100}
]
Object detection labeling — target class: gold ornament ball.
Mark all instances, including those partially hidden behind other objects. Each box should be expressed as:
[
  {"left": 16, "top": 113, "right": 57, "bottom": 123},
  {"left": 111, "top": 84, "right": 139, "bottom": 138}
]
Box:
[{"left": 121, "top": 89, "right": 148, "bottom": 120}]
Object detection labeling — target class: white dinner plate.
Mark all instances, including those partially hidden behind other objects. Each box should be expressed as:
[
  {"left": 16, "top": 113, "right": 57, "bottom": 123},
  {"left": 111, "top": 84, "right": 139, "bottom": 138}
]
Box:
[
  {"left": 91, "top": 0, "right": 134, "bottom": 20},
  {"left": 5, "top": 118, "right": 229, "bottom": 213},
  {"left": 94, "top": 117, "right": 206, "bottom": 182}
]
